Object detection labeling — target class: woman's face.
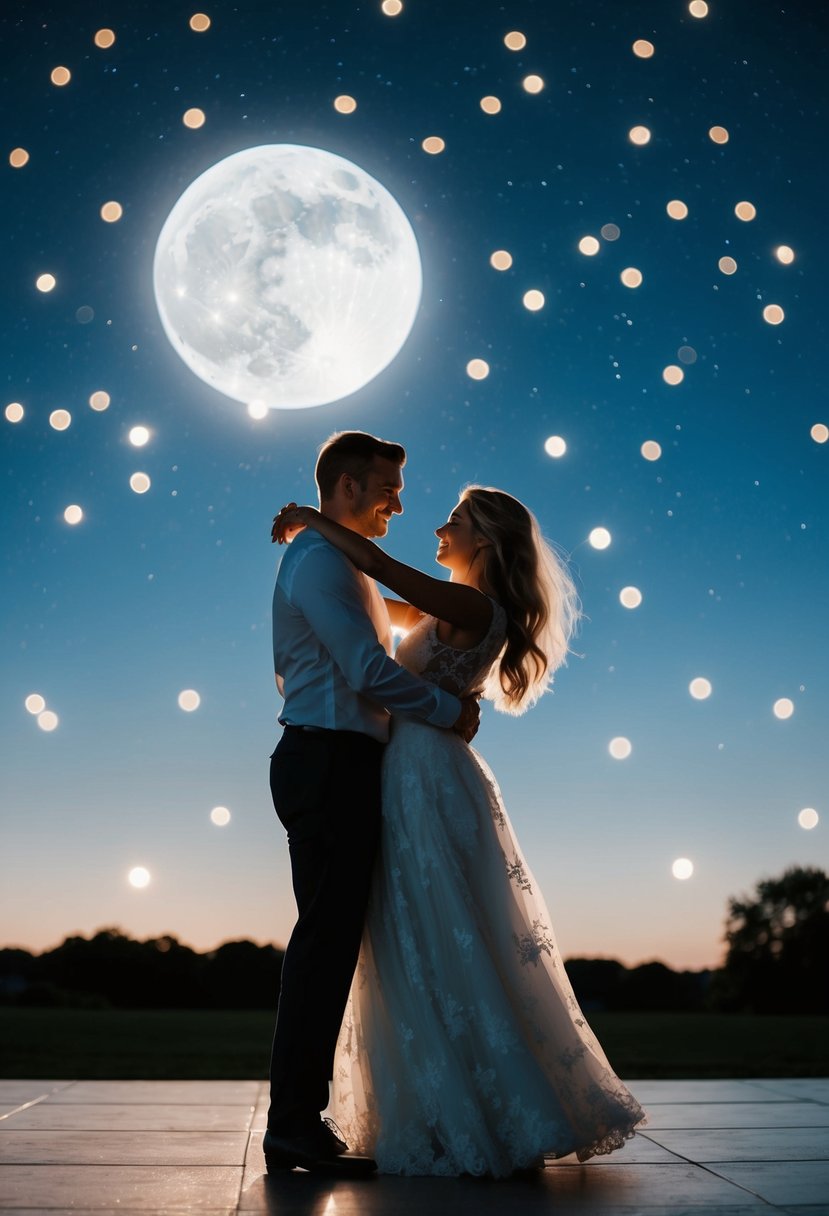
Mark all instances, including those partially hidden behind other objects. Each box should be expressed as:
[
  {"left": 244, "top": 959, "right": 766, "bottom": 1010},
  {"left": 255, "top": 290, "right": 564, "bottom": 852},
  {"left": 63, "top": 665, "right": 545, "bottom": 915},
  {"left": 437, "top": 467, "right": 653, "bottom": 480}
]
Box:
[{"left": 434, "top": 499, "right": 481, "bottom": 574}]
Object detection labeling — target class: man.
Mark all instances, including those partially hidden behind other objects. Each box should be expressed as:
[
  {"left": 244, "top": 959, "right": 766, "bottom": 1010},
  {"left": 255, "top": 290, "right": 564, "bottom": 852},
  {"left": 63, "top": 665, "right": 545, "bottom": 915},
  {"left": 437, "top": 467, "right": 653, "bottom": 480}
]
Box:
[{"left": 263, "top": 431, "right": 478, "bottom": 1174}]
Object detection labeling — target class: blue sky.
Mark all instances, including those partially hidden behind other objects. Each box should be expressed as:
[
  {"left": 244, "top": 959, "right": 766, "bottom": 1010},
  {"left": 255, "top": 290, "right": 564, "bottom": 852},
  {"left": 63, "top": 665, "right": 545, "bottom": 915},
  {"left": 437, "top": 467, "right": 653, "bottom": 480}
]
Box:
[{"left": 2, "top": 0, "right": 826, "bottom": 969}]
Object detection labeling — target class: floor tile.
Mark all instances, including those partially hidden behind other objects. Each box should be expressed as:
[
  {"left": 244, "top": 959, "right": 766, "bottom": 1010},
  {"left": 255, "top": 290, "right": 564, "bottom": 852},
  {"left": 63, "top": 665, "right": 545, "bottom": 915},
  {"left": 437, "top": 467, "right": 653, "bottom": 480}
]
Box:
[
  {"left": 0, "top": 1164, "right": 242, "bottom": 1209},
  {"left": 628, "top": 1080, "right": 789, "bottom": 1105},
  {"left": 0, "top": 1083, "right": 73, "bottom": 1106},
  {"left": 2, "top": 1103, "right": 255, "bottom": 1132},
  {"left": 537, "top": 1163, "right": 766, "bottom": 1207},
  {"left": 707, "top": 1161, "right": 829, "bottom": 1206},
  {"left": 45, "top": 1081, "right": 260, "bottom": 1105},
  {"left": 0, "top": 1130, "right": 249, "bottom": 1166},
  {"left": 642, "top": 1101, "right": 829, "bottom": 1129},
  {"left": 646, "top": 1127, "right": 829, "bottom": 1162},
  {"left": 237, "top": 1162, "right": 765, "bottom": 1211},
  {"left": 749, "top": 1080, "right": 829, "bottom": 1104}
]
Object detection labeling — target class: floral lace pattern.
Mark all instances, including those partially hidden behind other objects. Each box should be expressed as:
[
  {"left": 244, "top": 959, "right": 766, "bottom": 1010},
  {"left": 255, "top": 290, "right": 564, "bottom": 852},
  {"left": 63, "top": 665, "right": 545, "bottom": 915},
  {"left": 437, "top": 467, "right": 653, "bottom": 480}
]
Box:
[{"left": 330, "top": 600, "right": 646, "bottom": 1176}]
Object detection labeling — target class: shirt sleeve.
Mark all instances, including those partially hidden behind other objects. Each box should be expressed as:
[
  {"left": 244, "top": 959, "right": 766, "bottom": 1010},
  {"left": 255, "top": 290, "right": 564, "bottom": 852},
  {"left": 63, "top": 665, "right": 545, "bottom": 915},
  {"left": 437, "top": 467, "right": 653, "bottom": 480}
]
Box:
[{"left": 287, "top": 542, "right": 461, "bottom": 729}]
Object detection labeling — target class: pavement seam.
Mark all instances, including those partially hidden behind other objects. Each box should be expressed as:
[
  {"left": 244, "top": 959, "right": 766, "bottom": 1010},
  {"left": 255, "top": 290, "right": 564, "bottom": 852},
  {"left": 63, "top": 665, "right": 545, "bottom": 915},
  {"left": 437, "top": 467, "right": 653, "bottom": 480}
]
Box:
[{"left": 0, "top": 1093, "right": 61, "bottom": 1122}]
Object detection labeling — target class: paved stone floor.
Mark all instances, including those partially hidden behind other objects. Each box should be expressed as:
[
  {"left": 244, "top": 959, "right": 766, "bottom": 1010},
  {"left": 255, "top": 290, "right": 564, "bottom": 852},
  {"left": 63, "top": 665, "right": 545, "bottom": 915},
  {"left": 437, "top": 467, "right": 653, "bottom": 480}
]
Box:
[{"left": 1, "top": 1078, "right": 827, "bottom": 1214}]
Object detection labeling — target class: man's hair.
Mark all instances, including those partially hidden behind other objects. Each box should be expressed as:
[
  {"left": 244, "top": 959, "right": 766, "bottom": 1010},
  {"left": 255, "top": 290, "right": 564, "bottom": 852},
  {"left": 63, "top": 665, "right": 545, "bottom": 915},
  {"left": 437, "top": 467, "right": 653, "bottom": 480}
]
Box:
[{"left": 315, "top": 431, "right": 406, "bottom": 500}]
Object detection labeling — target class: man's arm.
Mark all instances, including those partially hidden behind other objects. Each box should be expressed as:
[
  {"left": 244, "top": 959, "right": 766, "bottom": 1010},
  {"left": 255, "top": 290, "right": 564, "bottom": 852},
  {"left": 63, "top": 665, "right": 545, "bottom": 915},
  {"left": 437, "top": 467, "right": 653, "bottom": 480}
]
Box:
[
  {"left": 287, "top": 543, "right": 463, "bottom": 729},
  {"left": 274, "top": 507, "right": 492, "bottom": 633}
]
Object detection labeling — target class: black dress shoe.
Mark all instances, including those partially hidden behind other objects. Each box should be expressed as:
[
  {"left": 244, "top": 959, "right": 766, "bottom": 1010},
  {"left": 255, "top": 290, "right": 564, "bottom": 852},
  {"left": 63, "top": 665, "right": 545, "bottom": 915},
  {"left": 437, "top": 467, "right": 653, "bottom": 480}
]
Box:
[
  {"left": 319, "top": 1117, "right": 348, "bottom": 1155},
  {"left": 263, "top": 1124, "right": 376, "bottom": 1176}
]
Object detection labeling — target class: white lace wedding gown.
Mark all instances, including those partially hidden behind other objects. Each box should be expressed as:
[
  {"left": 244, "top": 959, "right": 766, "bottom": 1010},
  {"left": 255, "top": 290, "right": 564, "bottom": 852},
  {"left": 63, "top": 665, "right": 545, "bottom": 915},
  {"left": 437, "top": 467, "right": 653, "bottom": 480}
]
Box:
[{"left": 330, "top": 601, "right": 646, "bottom": 1176}]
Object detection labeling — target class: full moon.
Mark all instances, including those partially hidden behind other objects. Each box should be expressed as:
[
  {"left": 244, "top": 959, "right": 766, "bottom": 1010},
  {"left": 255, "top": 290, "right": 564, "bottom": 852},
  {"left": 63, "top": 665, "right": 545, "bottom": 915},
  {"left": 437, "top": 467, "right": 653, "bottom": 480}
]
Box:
[{"left": 153, "top": 144, "right": 423, "bottom": 410}]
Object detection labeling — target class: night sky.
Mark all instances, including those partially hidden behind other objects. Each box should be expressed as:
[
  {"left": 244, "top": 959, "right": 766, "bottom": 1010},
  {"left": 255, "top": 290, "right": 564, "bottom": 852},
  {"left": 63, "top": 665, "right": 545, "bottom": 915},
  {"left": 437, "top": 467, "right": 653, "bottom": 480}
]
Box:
[{"left": 2, "top": 0, "right": 826, "bottom": 970}]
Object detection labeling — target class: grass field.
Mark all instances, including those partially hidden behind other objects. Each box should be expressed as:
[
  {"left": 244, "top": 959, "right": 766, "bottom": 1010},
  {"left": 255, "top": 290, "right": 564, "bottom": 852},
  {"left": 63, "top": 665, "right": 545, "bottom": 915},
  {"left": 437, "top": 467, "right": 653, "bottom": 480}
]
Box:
[{"left": 2, "top": 1008, "right": 827, "bottom": 1079}]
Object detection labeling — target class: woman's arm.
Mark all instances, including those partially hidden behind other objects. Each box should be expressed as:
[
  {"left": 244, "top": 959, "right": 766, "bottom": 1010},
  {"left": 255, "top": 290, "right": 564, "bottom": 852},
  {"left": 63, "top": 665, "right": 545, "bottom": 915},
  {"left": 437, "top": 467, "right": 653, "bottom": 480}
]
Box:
[
  {"left": 385, "top": 597, "right": 424, "bottom": 631},
  {"left": 273, "top": 506, "right": 491, "bottom": 632}
]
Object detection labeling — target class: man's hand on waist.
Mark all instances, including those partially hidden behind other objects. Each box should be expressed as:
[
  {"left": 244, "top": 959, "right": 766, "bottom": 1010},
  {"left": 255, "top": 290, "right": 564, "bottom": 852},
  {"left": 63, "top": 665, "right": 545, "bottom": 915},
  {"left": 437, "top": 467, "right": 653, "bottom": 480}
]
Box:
[{"left": 452, "top": 695, "right": 481, "bottom": 744}]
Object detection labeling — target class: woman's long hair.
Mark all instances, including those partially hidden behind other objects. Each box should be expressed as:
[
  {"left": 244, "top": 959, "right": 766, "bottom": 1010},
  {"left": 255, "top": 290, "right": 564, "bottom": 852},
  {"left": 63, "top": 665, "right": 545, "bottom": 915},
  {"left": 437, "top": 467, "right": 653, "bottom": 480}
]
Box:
[{"left": 462, "top": 486, "right": 581, "bottom": 715}]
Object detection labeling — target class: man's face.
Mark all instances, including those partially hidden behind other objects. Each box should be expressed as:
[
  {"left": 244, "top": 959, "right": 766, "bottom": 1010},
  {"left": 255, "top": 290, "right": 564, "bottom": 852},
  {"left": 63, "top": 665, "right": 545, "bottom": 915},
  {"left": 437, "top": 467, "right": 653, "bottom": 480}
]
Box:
[{"left": 348, "top": 456, "right": 404, "bottom": 538}]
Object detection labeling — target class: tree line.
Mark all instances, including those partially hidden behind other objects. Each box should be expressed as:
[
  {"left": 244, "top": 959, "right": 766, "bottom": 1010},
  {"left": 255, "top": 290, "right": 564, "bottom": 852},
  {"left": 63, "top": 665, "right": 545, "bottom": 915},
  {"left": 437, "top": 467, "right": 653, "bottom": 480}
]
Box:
[{"left": 1, "top": 866, "right": 825, "bottom": 1014}]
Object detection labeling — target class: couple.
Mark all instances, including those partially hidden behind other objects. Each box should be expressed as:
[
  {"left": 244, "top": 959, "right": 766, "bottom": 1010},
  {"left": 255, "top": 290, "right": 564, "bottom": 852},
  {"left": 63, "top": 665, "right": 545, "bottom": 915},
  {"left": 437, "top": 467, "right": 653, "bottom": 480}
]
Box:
[{"left": 264, "top": 430, "right": 645, "bottom": 1178}]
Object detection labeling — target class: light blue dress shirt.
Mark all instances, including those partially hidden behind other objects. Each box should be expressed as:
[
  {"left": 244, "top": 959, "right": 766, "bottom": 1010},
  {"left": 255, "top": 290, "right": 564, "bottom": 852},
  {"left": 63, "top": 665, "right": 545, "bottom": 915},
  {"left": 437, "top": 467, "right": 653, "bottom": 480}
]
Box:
[{"left": 273, "top": 530, "right": 461, "bottom": 743}]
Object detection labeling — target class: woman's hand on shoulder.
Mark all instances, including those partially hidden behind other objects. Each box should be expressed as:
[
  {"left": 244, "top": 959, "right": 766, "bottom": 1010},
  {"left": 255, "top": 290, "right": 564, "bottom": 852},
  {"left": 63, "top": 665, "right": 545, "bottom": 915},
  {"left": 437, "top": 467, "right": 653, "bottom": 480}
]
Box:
[{"left": 271, "top": 503, "right": 320, "bottom": 545}]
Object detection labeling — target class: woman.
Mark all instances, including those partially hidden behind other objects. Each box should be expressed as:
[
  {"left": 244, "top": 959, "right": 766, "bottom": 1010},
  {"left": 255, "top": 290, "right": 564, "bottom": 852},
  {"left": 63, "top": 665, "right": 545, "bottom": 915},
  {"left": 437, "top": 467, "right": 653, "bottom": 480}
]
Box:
[{"left": 273, "top": 487, "right": 646, "bottom": 1176}]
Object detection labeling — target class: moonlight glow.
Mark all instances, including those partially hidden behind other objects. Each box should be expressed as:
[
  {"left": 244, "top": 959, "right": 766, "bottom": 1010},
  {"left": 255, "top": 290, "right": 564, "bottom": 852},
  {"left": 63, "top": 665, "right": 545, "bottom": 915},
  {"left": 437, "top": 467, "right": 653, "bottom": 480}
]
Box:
[{"left": 153, "top": 144, "right": 423, "bottom": 410}]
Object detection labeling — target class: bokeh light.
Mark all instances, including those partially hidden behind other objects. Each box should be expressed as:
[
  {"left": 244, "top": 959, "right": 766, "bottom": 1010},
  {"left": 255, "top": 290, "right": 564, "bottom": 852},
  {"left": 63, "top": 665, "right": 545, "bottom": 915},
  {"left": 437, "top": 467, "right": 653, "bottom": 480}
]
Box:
[
  {"left": 183, "top": 108, "right": 206, "bottom": 128},
  {"left": 382, "top": 0, "right": 404, "bottom": 13},
  {"left": 763, "top": 304, "right": 785, "bottom": 325},
  {"left": 5, "top": 402, "right": 24, "bottom": 423},
  {"left": 620, "top": 267, "right": 643, "bottom": 288},
  {"left": 620, "top": 586, "right": 643, "bottom": 609},
  {"left": 641, "top": 440, "right": 662, "bottom": 461},
  {"left": 609, "top": 736, "right": 632, "bottom": 760},
  {"left": 480, "top": 96, "right": 502, "bottom": 114},
  {"left": 544, "top": 435, "right": 566, "bottom": 458},
  {"left": 422, "top": 136, "right": 445, "bottom": 154},
  {"left": 709, "top": 125, "right": 729, "bottom": 144},
  {"left": 37, "top": 711, "right": 59, "bottom": 732},
  {"left": 632, "top": 40, "right": 655, "bottom": 58},
  {"left": 689, "top": 1, "right": 709, "bottom": 15},
  {"left": 9, "top": 148, "right": 29, "bottom": 168},
  {"left": 811, "top": 423, "right": 828, "bottom": 444},
  {"left": 589, "top": 527, "right": 612, "bottom": 549},
  {"left": 522, "top": 289, "right": 545, "bottom": 311},
  {"left": 50, "top": 67, "right": 71, "bottom": 87},
  {"left": 178, "top": 689, "right": 201, "bottom": 712},
  {"left": 36, "top": 274, "right": 56, "bottom": 293},
  {"left": 578, "top": 236, "right": 600, "bottom": 256},
  {"left": 663, "top": 365, "right": 684, "bottom": 385},
  {"left": 666, "top": 199, "right": 688, "bottom": 220},
  {"left": 334, "top": 95, "right": 357, "bottom": 114},
  {"left": 798, "top": 808, "right": 819, "bottom": 830},
  {"left": 678, "top": 345, "right": 698, "bottom": 364},
  {"left": 129, "top": 472, "right": 151, "bottom": 494},
  {"left": 672, "top": 858, "right": 694, "bottom": 880},
  {"left": 94, "top": 28, "right": 116, "bottom": 48},
  {"left": 775, "top": 245, "right": 795, "bottom": 264},
  {"left": 735, "top": 201, "right": 757, "bottom": 221},
  {"left": 189, "top": 13, "right": 211, "bottom": 31},
  {"left": 629, "top": 125, "right": 651, "bottom": 145},
  {"left": 718, "top": 255, "right": 738, "bottom": 275},
  {"left": 522, "top": 75, "right": 544, "bottom": 94},
  {"left": 466, "top": 358, "right": 490, "bottom": 380},
  {"left": 490, "top": 249, "right": 512, "bottom": 270},
  {"left": 89, "top": 390, "right": 110, "bottom": 411},
  {"left": 504, "top": 31, "right": 527, "bottom": 50},
  {"left": 49, "top": 409, "right": 71, "bottom": 431},
  {"left": 773, "top": 697, "right": 794, "bottom": 719},
  {"left": 100, "top": 201, "right": 123, "bottom": 223},
  {"left": 210, "top": 806, "right": 231, "bottom": 826},
  {"left": 64, "top": 505, "right": 83, "bottom": 525},
  {"left": 25, "top": 694, "right": 46, "bottom": 715},
  {"left": 600, "top": 223, "right": 620, "bottom": 240},
  {"left": 128, "top": 866, "right": 151, "bottom": 888},
  {"left": 76, "top": 306, "right": 94, "bottom": 324},
  {"left": 689, "top": 677, "right": 712, "bottom": 700},
  {"left": 128, "top": 426, "right": 151, "bottom": 447}
]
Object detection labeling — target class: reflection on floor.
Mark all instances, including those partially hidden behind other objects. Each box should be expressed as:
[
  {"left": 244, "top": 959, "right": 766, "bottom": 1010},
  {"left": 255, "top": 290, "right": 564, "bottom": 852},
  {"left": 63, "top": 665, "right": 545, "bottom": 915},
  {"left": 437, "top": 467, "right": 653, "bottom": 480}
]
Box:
[{"left": 1, "top": 1077, "right": 828, "bottom": 1213}]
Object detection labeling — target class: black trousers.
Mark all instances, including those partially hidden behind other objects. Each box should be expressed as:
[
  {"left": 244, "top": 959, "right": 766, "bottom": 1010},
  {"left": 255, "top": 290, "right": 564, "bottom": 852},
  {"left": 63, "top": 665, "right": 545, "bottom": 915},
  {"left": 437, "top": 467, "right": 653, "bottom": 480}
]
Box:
[{"left": 267, "top": 726, "right": 383, "bottom": 1133}]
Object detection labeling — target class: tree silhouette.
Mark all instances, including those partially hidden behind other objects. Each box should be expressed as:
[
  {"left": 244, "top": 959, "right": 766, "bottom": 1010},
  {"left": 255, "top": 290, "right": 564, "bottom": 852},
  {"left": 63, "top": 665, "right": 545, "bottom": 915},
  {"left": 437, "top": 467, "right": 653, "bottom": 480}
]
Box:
[{"left": 712, "top": 866, "right": 829, "bottom": 1014}]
